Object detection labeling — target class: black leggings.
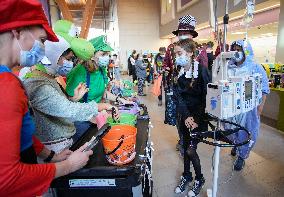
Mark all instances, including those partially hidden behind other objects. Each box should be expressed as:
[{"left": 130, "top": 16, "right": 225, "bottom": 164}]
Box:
[{"left": 181, "top": 117, "right": 207, "bottom": 180}]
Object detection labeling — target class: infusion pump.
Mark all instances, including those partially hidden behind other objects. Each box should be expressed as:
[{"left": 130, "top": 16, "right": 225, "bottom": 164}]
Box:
[{"left": 206, "top": 52, "right": 263, "bottom": 119}]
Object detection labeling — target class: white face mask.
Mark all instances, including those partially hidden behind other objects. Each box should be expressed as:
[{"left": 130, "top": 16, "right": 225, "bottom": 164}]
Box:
[{"left": 178, "top": 35, "right": 189, "bottom": 40}]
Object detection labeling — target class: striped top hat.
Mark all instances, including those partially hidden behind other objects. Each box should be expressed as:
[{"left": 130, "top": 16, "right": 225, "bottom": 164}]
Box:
[{"left": 172, "top": 15, "right": 198, "bottom": 38}]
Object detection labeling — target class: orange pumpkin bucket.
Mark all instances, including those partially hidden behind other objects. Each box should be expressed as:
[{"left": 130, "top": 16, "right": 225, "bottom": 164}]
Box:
[{"left": 102, "top": 125, "right": 137, "bottom": 165}]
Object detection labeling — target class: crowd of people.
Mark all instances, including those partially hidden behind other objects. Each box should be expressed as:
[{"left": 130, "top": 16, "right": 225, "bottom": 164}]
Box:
[
  {"left": 126, "top": 14, "right": 269, "bottom": 197},
  {"left": 0, "top": 0, "right": 269, "bottom": 197}
]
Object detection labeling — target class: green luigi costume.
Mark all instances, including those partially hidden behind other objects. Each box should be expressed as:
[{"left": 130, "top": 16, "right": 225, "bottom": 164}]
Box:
[
  {"left": 53, "top": 20, "right": 95, "bottom": 61},
  {"left": 66, "top": 35, "right": 113, "bottom": 103}
]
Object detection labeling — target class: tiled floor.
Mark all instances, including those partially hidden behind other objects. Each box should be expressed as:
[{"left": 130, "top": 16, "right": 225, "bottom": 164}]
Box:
[{"left": 138, "top": 84, "right": 284, "bottom": 197}]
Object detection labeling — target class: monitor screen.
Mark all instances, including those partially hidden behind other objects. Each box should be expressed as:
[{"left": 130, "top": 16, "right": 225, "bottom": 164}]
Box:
[{"left": 245, "top": 80, "right": 252, "bottom": 101}]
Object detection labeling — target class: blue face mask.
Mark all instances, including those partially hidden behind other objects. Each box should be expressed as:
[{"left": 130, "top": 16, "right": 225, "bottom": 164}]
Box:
[
  {"left": 98, "top": 55, "right": 110, "bottom": 67},
  {"left": 175, "top": 55, "right": 189, "bottom": 67},
  {"left": 17, "top": 33, "right": 45, "bottom": 67},
  {"left": 57, "top": 60, "right": 74, "bottom": 76}
]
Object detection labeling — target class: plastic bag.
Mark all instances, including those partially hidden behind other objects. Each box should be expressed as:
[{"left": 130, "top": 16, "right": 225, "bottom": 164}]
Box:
[{"left": 151, "top": 75, "right": 162, "bottom": 96}]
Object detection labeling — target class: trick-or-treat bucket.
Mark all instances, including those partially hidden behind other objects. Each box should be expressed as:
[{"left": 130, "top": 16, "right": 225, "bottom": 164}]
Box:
[
  {"left": 102, "top": 125, "right": 137, "bottom": 165},
  {"left": 107, "top": 113, "right": 136, "bottom": 126}
]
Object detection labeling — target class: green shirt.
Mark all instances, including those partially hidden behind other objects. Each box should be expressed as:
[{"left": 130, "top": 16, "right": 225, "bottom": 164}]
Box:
[{"left": 66, "top": 64, "right": 108, "bottom": 103}]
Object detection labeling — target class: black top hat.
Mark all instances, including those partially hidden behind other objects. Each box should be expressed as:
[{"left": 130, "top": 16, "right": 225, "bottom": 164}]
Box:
[{"left": 172, "top": 15, "right": 198, "bottom": 38}]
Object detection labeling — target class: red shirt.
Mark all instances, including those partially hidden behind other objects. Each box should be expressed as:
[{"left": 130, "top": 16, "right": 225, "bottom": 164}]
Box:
[{"left": 0, "top": 72, "right": 56, "bottom": 197}]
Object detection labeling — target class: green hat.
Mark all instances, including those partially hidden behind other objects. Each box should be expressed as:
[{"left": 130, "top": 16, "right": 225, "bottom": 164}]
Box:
[
  {"left": 54, "top": 20, "right": 79, "bottom": 38},
  {"left": 89, "top": 35, "right": 113, "bottom": 52},
  {"left": 71, "top": 38, "right": 95, "bottom": 61},
  {"left": 54, "top": 20, "right": 79, "bottom": 44}
]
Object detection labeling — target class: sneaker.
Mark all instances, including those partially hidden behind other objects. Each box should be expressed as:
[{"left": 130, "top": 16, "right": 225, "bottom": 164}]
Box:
[
  {"left": 188, "top": 177, "right": 205, "bottom": 197},
  {"left": 233, "top": 156, "right": 245, "bottom": 171},
  {"left": 231, "top": 147, "right": 237, "bottom": 156},
  {"left": 175, "top": 175, "right": 192, "bottom": 194},
  {"left": 158, "top": 100, "right": 162, "bottom": 106}
]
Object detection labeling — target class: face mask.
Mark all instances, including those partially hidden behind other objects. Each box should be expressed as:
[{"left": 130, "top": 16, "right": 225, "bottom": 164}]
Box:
[
  {"left": 57, "top": 60, "right": 74, "bottom": 76},
  {"left": 178, "top": 35, "right": 189, "bottom": 40},
  {"left": 17, "top": 32, "right": 45, "bottom": 67},
  {"left": 175, "top": 55, "right": 189, "bottom": 67},
  {"left": 98, "top": 55, "right": 110, "bottom": 67},
  {"left": 234, "top": 51, "right": 244, "bottom": 63},
  {"left": 160, "top": 54, "right": 165, "bottom": 58},
  {"left": 148, "top": 58, "right": 151, "bottom": 62}
]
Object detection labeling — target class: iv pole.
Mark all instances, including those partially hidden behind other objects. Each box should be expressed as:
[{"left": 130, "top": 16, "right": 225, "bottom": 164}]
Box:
[{"left": 207, "top": 1, "right": 229, "bottom": 197}]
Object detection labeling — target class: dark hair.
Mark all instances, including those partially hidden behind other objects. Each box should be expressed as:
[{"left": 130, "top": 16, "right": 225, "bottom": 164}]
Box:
[
  {"left": 135, "top": 53, "right": 141, "bottom": 60},
  {"left": 159, "top": 47, "right": 166, "bottom": 52},
  {"left": 131, "top": 50, "right": 136, "bottom": 55},
  {"left": 62, "top": 48, "right": 73, "bottom": 57},
  {"left": 207, "top": 41, "right": 214, "bottom": 48},
  {"left": 175, "top": 38, "right": 196, "bottom": 53}
]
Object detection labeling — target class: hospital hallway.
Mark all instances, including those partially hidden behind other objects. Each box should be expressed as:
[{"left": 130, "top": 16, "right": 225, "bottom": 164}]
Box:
[{"left": 137, "top": 84, "right": 284, "bottom": 197}]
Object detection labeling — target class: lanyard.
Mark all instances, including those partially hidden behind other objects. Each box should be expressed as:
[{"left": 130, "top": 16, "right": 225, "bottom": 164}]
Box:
[{"left": 83, "top": 71, "right": 91, "bottom": 103}]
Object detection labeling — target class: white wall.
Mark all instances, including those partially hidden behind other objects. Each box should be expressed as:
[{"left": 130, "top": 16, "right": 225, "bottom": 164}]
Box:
[
  {"left": 117, "top": 0, "right": 171, "bottom": 71},
  {"left": 49, "top": 0, "right": 60, "bottom": 27},
  {"left": 276, "top": 0, "right": 284, "bottom": 63},
  {"left": 249, "top": 36, "right": 277, "bottom": 63}
]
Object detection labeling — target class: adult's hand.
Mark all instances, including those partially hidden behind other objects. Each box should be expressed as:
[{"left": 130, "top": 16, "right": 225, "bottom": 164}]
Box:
[
  {"left": 51, "top": 149, "right": 72, "bottom": 163},
  {"left": 66, "top": 143, "right": 93, "bottom": 173}
]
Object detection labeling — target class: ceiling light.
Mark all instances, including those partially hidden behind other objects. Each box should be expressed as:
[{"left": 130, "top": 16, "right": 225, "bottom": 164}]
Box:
[
  {"left": 260, "top": 33, "right": 274, "bottom": 37},
  {"left": 198, "top": 38, "right": 208, "bottom": 41},
  {"left": 231, "top": 31, "right": 246, "bottom": 35}
]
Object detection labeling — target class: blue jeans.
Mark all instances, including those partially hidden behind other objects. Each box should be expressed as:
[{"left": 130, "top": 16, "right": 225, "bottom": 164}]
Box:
[{"left": 114, "top": 67, "right": 120, "bottom": 80}]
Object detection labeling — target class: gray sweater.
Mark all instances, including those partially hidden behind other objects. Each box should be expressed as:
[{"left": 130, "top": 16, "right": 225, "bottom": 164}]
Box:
[
  {"left": 24, "top": 76, "right": 98, "bottom": 142},
  {"left": 135, "top": 60, "right": 147, "bottom": 78}
]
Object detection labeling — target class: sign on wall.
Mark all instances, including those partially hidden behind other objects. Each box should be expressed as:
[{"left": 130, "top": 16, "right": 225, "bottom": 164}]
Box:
[{"left": 177, "top": 0, "right": 199, "bottom": 12}]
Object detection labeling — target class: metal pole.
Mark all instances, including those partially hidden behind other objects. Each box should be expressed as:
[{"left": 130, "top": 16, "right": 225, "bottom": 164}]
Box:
[
  {"left": 223, "top": 0, "right": 229, "bottom": 52},
  {"left": 212, "top": 120, "right": 221, "bottom": 197}
]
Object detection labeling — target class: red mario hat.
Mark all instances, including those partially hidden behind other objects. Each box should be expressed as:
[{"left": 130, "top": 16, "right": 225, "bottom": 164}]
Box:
[{"left": 0, "top": 0, "right": 58, "bottom": 42}]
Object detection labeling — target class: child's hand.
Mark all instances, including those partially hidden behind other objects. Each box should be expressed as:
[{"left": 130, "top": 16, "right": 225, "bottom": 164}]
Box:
[
  {"left": 71, "top": 83, "right": 89, "bottom": 102},
  {"left": 185, "top": 117, "right": 198, "bottom": 129}
]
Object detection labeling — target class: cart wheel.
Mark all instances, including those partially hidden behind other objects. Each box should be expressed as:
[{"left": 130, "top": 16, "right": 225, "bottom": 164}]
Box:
[{"left": 142, "top": 173, "right": 153, "bottom": 197}]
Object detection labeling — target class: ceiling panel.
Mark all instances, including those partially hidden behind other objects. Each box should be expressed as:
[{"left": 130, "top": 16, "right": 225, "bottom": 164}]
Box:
[{"left": 63, "top": 0, "right": 111, "bottom": 29}]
